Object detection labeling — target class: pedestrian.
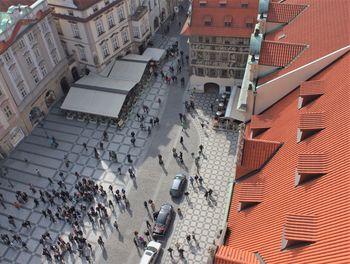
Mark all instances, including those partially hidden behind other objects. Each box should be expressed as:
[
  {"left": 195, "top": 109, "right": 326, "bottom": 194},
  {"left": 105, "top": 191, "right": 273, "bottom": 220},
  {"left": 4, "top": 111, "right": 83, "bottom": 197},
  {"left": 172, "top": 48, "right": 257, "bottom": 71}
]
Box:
[
  {"left": 131, "top": 131, "right": 135, "bottom": 138},
  {"left": 158, "top": 154, "right": 163, "bottom": 165},
  {"left": 36, "top": 168, "right": 42, "bottom": 177},
  {"left": 147, "top": 126, "right": 151, "bottom": 136},
  {"left": 143, "top": 201, "right": 148, "bottom": 210},
  {"left": 189, "top": 176, "right": 194, "bottom": 186},
  {"left": 177, "top": 208, "right": 182, "bottom": 217},
  {"left": 192, "top": 231, "right": 197, "bottom": 241},
  {"left": 103, "top": 130, "right": 108, "bottom": 141},
  {"left": 158, "top": 98, "right": 161, "bottom": 104},
  {"left": 97, "top": 236, "right": 104, "bottom": 248},
  {"left": 168, "top": 247, "right": 174, "bottom": 259},
  {"left": 172, "top": 148, "right": 178, "bottom": 158},
  {"left": 148, "top": 200, "right": 156, "bottom": 212},
  {"left": 150, "top": 118, "right": 154, "bottom": 127},
  {"left": 200, "top": 123, "right": 205, "bottom": 129},
  {"left": 42, "top": 210, "right": 47, "bottom": 218},
  {"left": 186, "top": 234, "right": 191, "bottom": 243},
  {"left": 210, "top": 103, "right": 214, "bottom": 112},
  {"left": 48, "top": 178, "right": 53, "bottom": 186},
  {"left": 22, "top": 241, "right": 28, "bottom": 250},
  {"left": 133, "top": 237, "right": 139, "bottom": 248},
  {"left": 180, "top": 136, "right": 184, "bottom": 145},
  {"left": 108, "top": 200, "right": 114, "bottom": 209},
  {"left": 34, "top": 198, "right": 39, "bottom": 207},
  {"left": 83, "top": 142, "right": 88, "bottom": 151},
  {"left": 146, "top": 220, "right": 152, "bottom": 230},
  {"left": 113, "top": 221, "right": 119, "bottom": 231},
  {"left": 208, "top": 188, "right": 213, "bottom": 196},
  {"left": 99, "top": 141, "right": 104, "bottom": 149},
  {"left": 198, "top": 175, "right": 203, "bottom": 186},
  {"left": 179, "top": 113, "right": 183, "bottom": 122},
  {"left": 184, "top": 191, "right": 189, "bottom": 200},
  {"left": 117, "top": 167, "right": 122, "bottom": 175},
  {"left": 94, "top": 147, "right": 100, "bottom": 159},
  {"left": 127, "top": 154, "right": 133, "bottom": 163},
  {"left": 179, "top": 248, "right": 185, "bottom": 258},
  {"left": 178, "top": 21, "right": 181, "bottom": 28},
  {"left": 29, "top": 184, "right": 36, "bottom": 194},
  {"left": 194, "top": 174, "right": 199, "bottom": 184},
  {"left": 204, "top": 191, "right": 209, "bottom": 200},
  {"left": 199, "top": 144, "right": 204, "bottom": 154},
  {"left": 131, "top": 137, "right": 136, "bottom": 146},
  {"left": 8, "top": 216, "right": 16, "bottom": 227}
]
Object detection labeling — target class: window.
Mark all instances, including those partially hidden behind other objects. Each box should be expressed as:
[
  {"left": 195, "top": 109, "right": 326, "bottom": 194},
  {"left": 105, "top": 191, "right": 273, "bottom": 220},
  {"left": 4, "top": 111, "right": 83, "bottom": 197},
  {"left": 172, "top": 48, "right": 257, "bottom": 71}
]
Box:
[
  {"left": 246, "top": 23, "right": 254, "bottom": 28},
  {"left": 121, "top": 30, "right": 129, "bottom": 43},
  {"left": 68, "top": 10, "right": 74, "bottom": 16},
  {"left": 204, "top": 16, "right": 212, "bottom": 26},
  {"left": 241, "top": 3, "right": 248, "bottom": 8},
  {"left": 209, "top": 52, "right": 216, "bottom": 60},
  {"left": 205, "top": 37, "right": 210, "bottom": 43},
  {"left": 225, "top": 21, "right": 232, "bottom": 27},
  {"left": 101, "top": 43, "right": 110, "bottom": 58},
  {"left": 111, "top": 35, "right": 119, "bottom": 50},
  {"left": 197, "top": 68, "right": 204, "bottom": 76},
  {"left": 3, "top": 52, "right": 12, "bottom": 63},
  {"left": 33, "top": 47, "right": 41, "bottom": 59},
  {"left": 78, "top": 46, "right": 87, "bottom": 61},
  {"left": 117, "top": 7, "right": 125, "bottom": 22},
  {"left": 41, "top": 21, "right": 48, "bottom": 32},
  {"left": 93, "top": 5, "right": 98, "bottom": 12},
  {"left": 10, "top": 66, "right": 20, "bottom": 81},
  {"left": 235, "top": 70, "right": 244, "bottom": 79},
  {"left": 18, "top": 39, "right": 26, "bottom": 49},
  {"left": 107, "top": 13, "right": 115, "bottom": 29},
  {"left": 198, "top": 36, "right": 203, "bottom": 43},
  {"left": 3, "top": 105, "right": 13, "bottom": 120},
  {"left": 154, "top": 0, "right": 157, "bottom": 6},
  {"left": 221, "top": 69, "right": 228, "bottom": 78},
  {"left": 133, "top": 26, "right": 140, "bottom": 38},
  {"left": 51, "top": 49, "right": 59, "bottom": 64},
  {"left": 105, "top": 0, "right": 110, "bottom": 5},
  {"left": 40, "top": 62, "right": 47, "bottom": 76},
  {"left": 71, "top": 23, "right": 81, "bottom": 39},
  {"left": 130, "top": 0, "right": 137, "bottom": 14},
  {"left": 17, "top": 83, "right": 27, "bottom": 98},
  {"left": 95, "top": 19, "right": 105, "bottom": 36},
  {"left": 46, "top": 34, "right": 54, "bottom": 49},
  {"left": 200, "top": 1, "right": 207, "bottom": 7},
  {"left": 25, "top": 54, "right": 33, "bottom": 66},
  {"left": 54, "top": 19, "right": 63, "bottom": 35},
  {"left": 27, "top": 32, "right": 34, "bottom": 42},
  {"left": 31, "top": 70, "right": 40, "bottom": 83}
]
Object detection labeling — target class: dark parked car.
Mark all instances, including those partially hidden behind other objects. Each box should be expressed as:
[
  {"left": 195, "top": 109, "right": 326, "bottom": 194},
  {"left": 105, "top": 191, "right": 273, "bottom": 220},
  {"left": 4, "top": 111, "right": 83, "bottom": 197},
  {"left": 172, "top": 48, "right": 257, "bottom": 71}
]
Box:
[
  {"left": 152, "top": 203, "right": 174, "bottom": 238},
  {"left": 170, "top": 174, "right": 187, "bottom": 198}
]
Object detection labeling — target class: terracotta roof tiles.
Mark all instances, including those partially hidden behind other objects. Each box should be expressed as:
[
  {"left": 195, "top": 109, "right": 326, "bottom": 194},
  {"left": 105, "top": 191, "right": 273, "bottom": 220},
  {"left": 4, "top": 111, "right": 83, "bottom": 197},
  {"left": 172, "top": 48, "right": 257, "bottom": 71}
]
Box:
[
  {"left": 267, "top": 2, "right": 308, "bottom": 23},
  {"left": 218, "top": 50, "right": 350, "bottom": 263},
  {"left": 259, "top": 40, "right": 307, "bottom": 67},
  {"left": 215, "top": 246, "right": 260, "bottom": 264}
]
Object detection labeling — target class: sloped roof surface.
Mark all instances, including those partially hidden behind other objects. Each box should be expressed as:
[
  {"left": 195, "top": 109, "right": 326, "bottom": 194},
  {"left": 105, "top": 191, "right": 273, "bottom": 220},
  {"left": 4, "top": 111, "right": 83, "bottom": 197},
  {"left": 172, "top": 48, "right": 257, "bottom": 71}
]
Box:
[
  {"left": 221, "top": 52, "right": 350, "bottom": 263},
  {"left": 267, "top": 2, "right": 307, "bottom": 23},
  {"left": 215, "top": 246, "right": 260, "bottom": 264},
  {"left": 181, "top": 0, "right": 259, "bottom": 37},
  {"left": 258, "top": 0, "right": 350, "bottom": 84},
  {"left": 259, "top": 41, "right": 307, "bottom": 67}
]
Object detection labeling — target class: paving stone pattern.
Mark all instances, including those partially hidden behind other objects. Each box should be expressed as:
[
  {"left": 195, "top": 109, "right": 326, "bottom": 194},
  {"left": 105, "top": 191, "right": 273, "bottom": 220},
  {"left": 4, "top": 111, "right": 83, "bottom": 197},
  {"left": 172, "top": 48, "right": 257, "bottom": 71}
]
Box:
[
  {"left": 0, "top": 51, "right": 178, "bottom": 264},
  {"left": 162, "top": 93, "right": 239, "bottom": 264}
]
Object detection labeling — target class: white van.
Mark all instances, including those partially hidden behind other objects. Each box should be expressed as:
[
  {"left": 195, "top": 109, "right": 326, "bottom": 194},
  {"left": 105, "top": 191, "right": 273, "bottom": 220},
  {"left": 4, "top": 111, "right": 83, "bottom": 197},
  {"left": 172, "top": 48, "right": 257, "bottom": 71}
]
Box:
[{"left": 139, "top": 241, "right": 162, "bottom": 264}]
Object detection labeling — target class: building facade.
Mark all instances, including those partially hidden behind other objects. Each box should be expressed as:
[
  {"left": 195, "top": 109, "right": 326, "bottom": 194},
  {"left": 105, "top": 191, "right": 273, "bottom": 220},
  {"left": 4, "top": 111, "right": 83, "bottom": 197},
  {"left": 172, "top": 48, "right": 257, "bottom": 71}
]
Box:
[
  {"left": 0, "top": 0, "right": 70, "bottom": 157},
  {"left": 48, "top": 0, "right": 174, "bottom": 73},
  {"left": 181, "top": 0, "right": 258, "bottom": 93}
]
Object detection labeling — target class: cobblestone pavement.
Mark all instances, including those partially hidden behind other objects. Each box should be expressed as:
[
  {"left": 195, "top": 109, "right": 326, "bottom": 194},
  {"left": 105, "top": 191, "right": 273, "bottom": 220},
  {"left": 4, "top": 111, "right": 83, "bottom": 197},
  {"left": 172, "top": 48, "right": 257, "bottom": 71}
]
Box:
[
  {"left": 0, "top": 35, "right": 181, "bottom": 263},
  {"left": 160, "top": 93, "right": 238, "bottom": 264}
]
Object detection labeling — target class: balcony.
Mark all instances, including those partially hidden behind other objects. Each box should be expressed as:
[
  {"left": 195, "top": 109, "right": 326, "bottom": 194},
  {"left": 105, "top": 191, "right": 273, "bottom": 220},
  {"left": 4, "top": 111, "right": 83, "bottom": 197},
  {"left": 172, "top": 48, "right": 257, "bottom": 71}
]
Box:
[
  {"left": 191, "top": 59, "right": 246, "bottom": 69},
  {"left": 190, "top": 43, "right": 250, "bottom": 53},
  {"left": 131, "top": 6, "right": 148, "bottom": 21}
]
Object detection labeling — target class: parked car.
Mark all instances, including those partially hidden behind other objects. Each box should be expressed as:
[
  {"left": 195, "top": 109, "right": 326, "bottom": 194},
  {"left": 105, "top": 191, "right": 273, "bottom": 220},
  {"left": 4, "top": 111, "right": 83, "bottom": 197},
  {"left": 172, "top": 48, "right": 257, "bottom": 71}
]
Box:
[
  {"left": 153, "top": 203, "right": 174, "bottom": 238},
  {"left": 139, "top": 240, "right": 161, "bottom": 264},
  {"left": 170, "top": 174, "right": 187, "bottom": 198}
]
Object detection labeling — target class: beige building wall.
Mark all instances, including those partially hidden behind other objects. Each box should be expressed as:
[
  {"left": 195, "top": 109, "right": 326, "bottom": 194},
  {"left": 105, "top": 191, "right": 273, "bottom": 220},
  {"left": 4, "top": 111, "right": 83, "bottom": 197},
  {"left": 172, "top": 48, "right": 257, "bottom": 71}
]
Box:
[{"left": 0, "top": 0, "right": 70, "bottom": 157}]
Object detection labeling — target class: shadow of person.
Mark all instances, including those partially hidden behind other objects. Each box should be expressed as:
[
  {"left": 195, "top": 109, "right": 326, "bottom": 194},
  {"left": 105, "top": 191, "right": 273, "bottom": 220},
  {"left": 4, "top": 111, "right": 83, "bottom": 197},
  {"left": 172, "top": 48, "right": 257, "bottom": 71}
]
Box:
[
  {"left": 161, "top": 164, "right": 168, "bottom": 175},
  {"left": 133, "top": 178, "right": 138, "bottom": 189},
  {"left": 102, "top": 248, "right": 108, "bottom": 260},
  {"left": 118, "top": 231, "right": 124, "bottom": 242}
]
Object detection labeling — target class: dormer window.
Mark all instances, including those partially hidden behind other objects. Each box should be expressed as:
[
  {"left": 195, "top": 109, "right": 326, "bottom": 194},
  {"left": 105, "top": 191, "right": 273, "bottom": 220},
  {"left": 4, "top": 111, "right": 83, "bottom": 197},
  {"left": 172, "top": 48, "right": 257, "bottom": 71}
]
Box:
[
  {"left": 224, "top": 16, "right": 232, "bottom": 27},
  {"left": 219, "top": 0, "right": 227, "bottom": 7},
  {"left": 93, "top": 5, "right": 99, "bottom": 12},
  {"left": 204, "top": 15, "right": 212, "bottom": 26},
  {"left": 199, "top": 0, "right": 207, "bottom": 7},
  {"left": 241, "top": 0, "right": 249, "bottom": 8},
  {"left": 68, "top": 10, "right": 74, "bottom": 16},
  {"left": 245, "top": 17, "right": 254, "bottom": 28}
]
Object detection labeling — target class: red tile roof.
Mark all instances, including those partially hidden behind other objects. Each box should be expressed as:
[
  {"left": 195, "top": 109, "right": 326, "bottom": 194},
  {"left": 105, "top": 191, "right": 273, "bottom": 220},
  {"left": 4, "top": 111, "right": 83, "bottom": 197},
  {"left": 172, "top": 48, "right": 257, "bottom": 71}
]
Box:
[
  {"left": 181, "top": 0, "right": 259, "bottom": 37},
  {"left": 258, "top": 0, "right": 350, "bottom": 84},
  {"left": 250, "top": 115, "right": 273, "bottom": 137},
  {"left": 0, "top": 0, "right": 35, "bottom": 12},
  {"left": 267, "top": 2, "right": 307, "bottom": 23},
  {"left": 299, "top": 112, "right": 325, "bottom": 130},
  {"left": 236, "top": 138, "right": 282, "bottom": 179},
  {"left": 284, "top": 214, "right": 318, "bottom": 242},
  {"left": 218, "top": 51, "right": 350, "bottom": 263},
  {"left": 238, "top": 182, "right": 264, "bottom": 203},
  {"left": 299, "top": 80, "right": 325, "bottom": 97},
  {"left": 259, "top": 40, "right": 307, "bottom": 67},
  {"left": 215, "top": 246, "right": 260, "bottom": 264}
]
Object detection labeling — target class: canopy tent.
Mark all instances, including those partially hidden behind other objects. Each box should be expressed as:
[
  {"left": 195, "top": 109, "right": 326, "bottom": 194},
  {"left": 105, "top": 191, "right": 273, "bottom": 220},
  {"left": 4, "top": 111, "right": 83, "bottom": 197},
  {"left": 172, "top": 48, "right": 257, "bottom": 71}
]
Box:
[
  {"left": 109, "top": 60, "right": 148, "bottom": 83},
  {"left": 122, "top": 53, "right": 152, "bottom": 62},
  {"left": 74, "top": 73, "right": 136, "bottom": 94},
  {"left": 61, "top": 87, "right": 126, "bottom": 118},
  {"left": 142, "top": 48, "right": 166, "bottom": 61}
]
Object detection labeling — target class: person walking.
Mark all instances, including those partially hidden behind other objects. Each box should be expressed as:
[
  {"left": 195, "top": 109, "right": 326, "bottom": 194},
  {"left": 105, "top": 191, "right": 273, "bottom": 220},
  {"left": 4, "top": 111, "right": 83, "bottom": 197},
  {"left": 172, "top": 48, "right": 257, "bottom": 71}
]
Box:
[
  {"left": 189, "top": 176, "right": 194, "bottom": 186},
  {"left": 146, "top": 220, "right": 152, "bottom": 230},
  {"left": 210, "top": 103, "right": 214, "bottom": 113},
  {"left": 158, "top": 154, "right": 163, "bottom": 165},
  {"left": 186, "top": 234, "right": 191, "bottom": 243},
  {"left": 148, "top": 200, "right": 156, "bottom": 212},
  {"left": 192, "top": 231, "right": 197, "bottom": 241},
  {"left": 97, "top": 236, "right": 104, "bottom": 248},
  {"left": 179, "top": 248, "right": 185, "bottom": 259},
  {"left": 99, "top": 141, "right": 104, "bottom": 150},
  {"left": 36, "top": 168, "right": 42, "bottom": 177},
  {"left": 167, "top": 247, "right": 174, "bottom": 259},
  {"left": 143, "top": 201, "right": 148, "bottom": 210},
  {"left": 180, "top": 136, "right": 184, "bottom": 145},
  {"left": 113, "top": 221, "right": 119, "bottom": 231},
  {"left": 184, "top": 191, "right": 189, "bottom": 201},
  {"left": 199, "top": 144, "right": 204, "bottom": 154},
  {"left": 83, "top": 142, "right": 88, "bottom": 151},
  {"left": 8, "top": 216, "right": 16, "bottom": 228}
]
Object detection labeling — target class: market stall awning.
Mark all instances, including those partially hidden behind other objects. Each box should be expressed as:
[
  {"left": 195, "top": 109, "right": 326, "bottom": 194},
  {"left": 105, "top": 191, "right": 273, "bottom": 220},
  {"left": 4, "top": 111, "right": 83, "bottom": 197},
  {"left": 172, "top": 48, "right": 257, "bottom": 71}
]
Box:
[
  {"left": 109, "top": 60, "right": 147, "bottom": 83},
  {"left": 122, "top": 53, "right": 152, "bottom": 62},
  {"left": 61, "top": 87, "right": 126, "bottom": 118},
  {"left": 142, "top": 48, "right": 166, "bottom": 61}
]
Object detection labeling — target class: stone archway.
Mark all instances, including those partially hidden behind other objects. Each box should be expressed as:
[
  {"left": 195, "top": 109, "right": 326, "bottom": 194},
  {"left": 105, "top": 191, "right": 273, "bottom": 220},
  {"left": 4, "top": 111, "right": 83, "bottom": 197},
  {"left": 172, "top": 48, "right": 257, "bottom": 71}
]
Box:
[
  {"left": 60, "top": 77, "right": 70, "bottom": 94},
  {"left": 45, "top": 90, "right": 56, "bottom": 108},
  {"left": 29, "top": 107, "right": 44, "bottom": 126},
  {"left": 204, "top": 82, "right": 220, "bottom": 93},
  {"left": 154, "top": 17, "right": 159, "bottom": 30},
  {"left": 71, "top": 67, "right": 79, "bottom": 81}
]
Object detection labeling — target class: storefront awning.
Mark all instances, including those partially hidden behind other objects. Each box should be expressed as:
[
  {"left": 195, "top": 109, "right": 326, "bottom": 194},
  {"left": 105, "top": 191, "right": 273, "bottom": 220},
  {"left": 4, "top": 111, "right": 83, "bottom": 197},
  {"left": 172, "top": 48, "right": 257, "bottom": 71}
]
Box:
[
  {"left": 109, "top": 60, "right": 147, "bottom": 83},
  {"left": 61, "top": 87, "right": 126, "bottom": 118},
  {"left": 142, "top": 48, "right": 166, "bottom": 61}
]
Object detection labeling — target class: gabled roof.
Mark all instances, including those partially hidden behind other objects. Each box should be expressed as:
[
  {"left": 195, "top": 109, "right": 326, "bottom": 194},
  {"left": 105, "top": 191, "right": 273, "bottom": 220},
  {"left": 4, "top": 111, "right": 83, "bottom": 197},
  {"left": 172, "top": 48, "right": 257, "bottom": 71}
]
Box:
[
  {"left": 236, "top": 138, "right": 282, "bottom": 179},
  {"left": 181, "top": 0, "right": 259, "bottom": 37},
  {"left": 267, "top": 2, "right": 307, "bottom": 23},
  {"left": 215, "top": 246, "right": 260, "bottom": 264},
  {"left": 258, "top": 0, "right": 350, "bottom": 84},
  {"left": 220, "top": 51, "right": 350, "bottom": 263},
  {"left": 259, "top": 41, "right": 307, "bottom": 67}
]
